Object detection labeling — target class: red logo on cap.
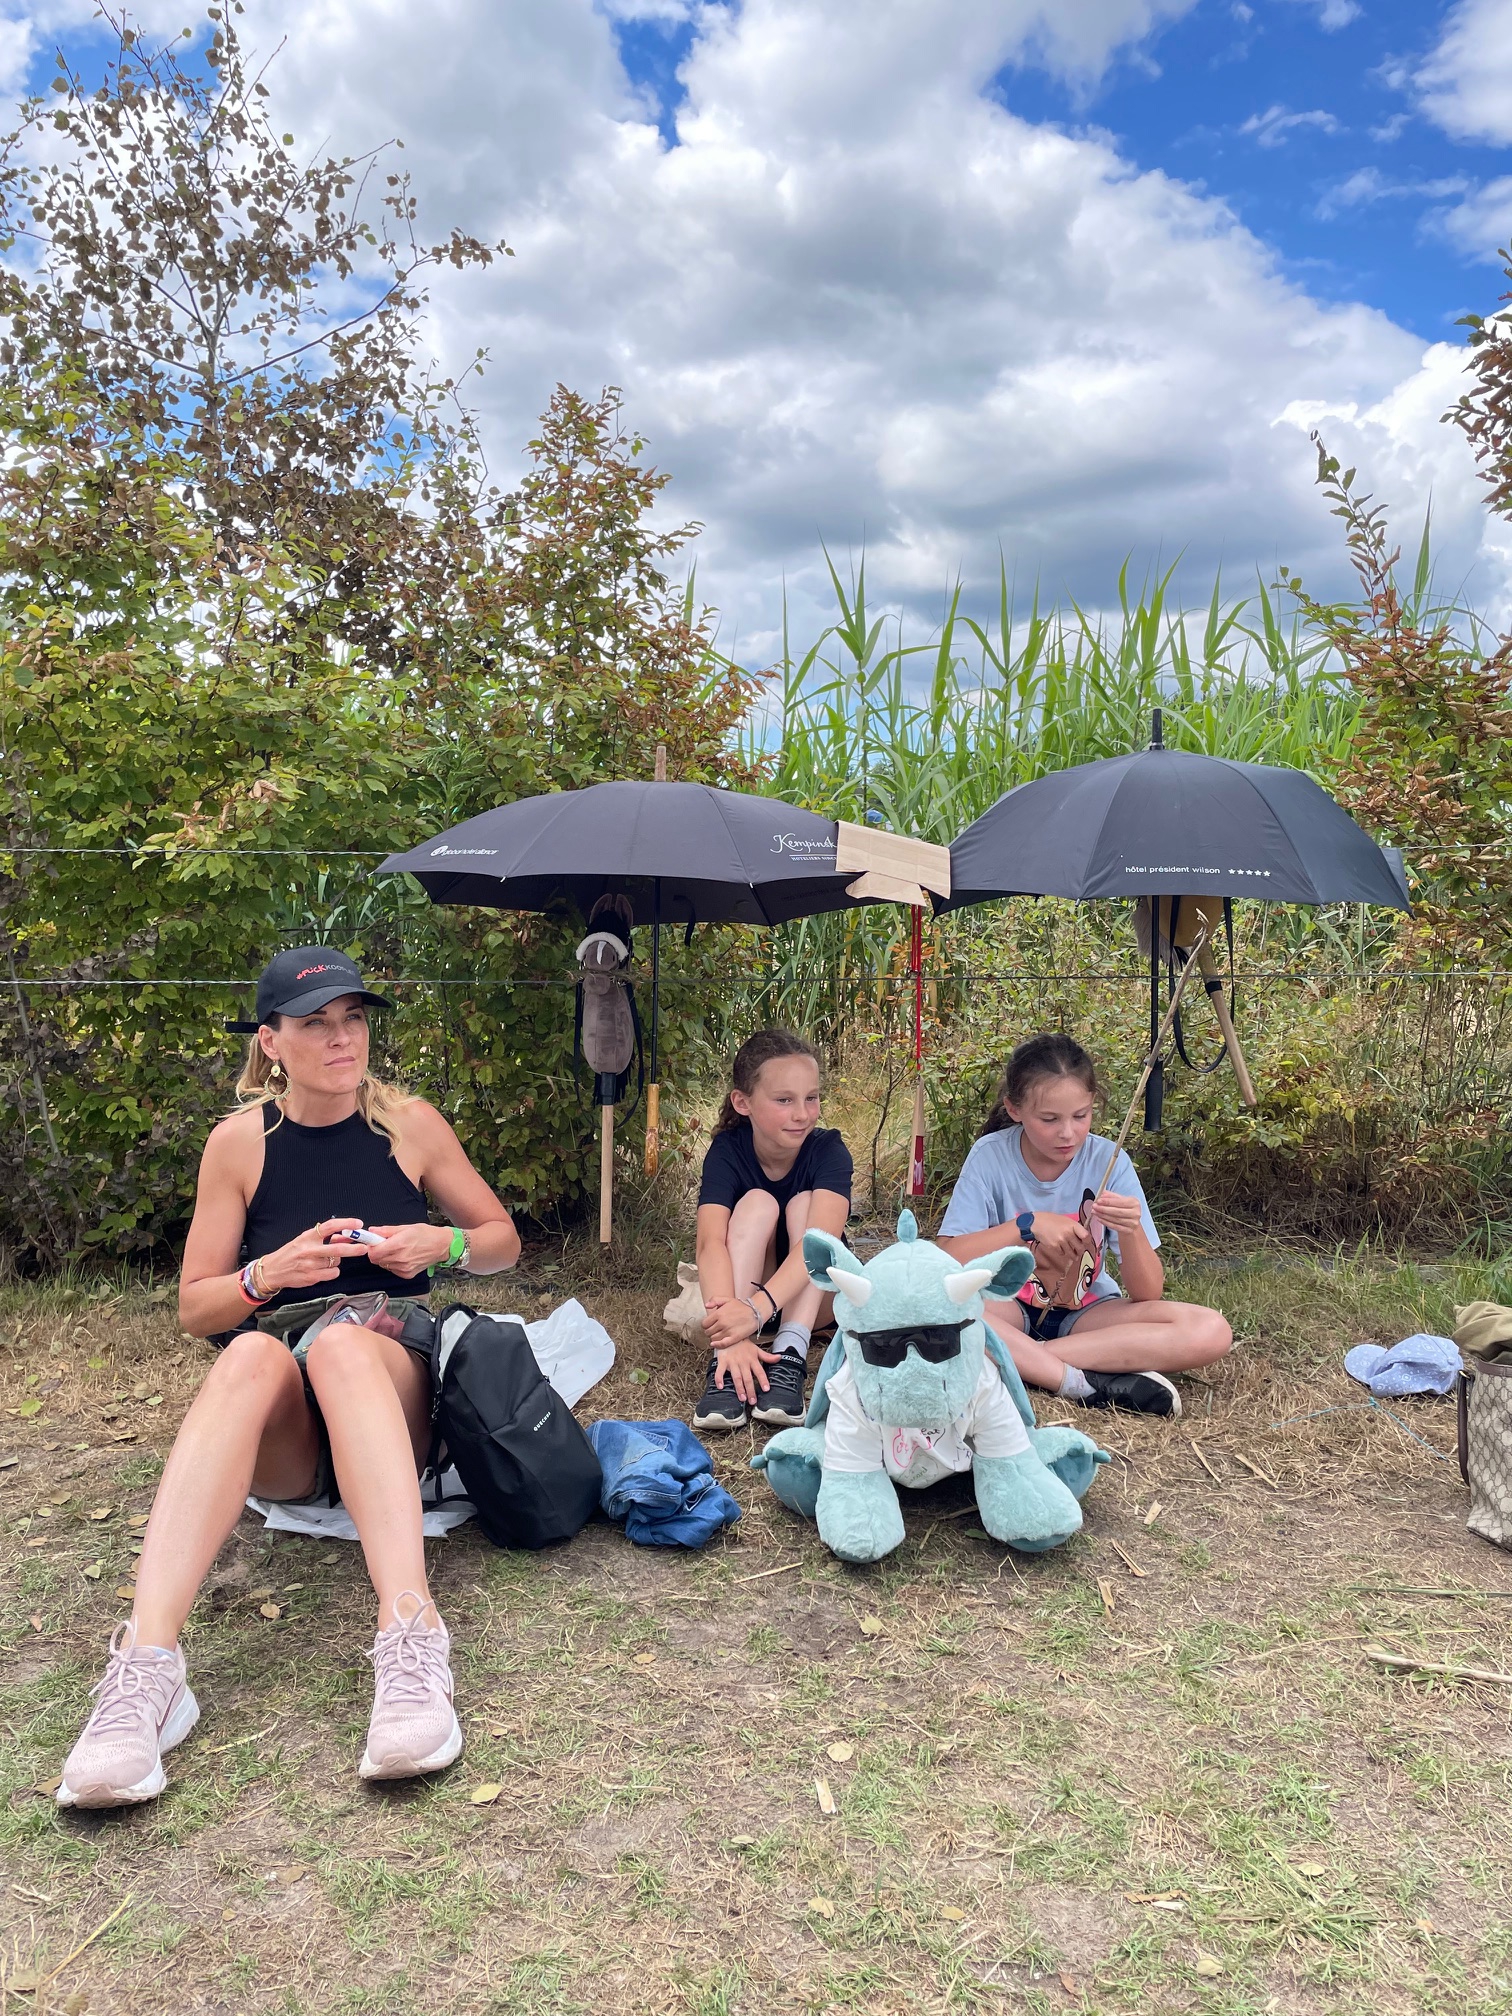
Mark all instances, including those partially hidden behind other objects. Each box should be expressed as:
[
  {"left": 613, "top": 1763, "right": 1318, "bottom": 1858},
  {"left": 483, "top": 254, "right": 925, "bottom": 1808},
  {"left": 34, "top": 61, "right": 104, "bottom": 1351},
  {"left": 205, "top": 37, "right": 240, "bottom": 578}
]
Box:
[{"left": 294, "top": 963, "right": 337, "bottom": 980}]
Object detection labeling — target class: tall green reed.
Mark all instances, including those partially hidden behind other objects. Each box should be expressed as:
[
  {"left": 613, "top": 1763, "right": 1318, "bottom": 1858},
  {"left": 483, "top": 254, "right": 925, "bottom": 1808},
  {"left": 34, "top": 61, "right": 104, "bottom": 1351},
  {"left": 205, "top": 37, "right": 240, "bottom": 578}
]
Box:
[{"left": 737, "top": 554, "right": 1363, "bottom": 1038}]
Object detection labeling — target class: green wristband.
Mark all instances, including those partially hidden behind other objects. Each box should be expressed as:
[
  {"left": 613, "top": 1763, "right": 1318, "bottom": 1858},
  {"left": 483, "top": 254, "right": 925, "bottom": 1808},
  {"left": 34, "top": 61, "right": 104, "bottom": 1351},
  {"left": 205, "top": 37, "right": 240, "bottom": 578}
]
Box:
[{"left": 429, "top": 1227, "right": 468, "bottom": 1277}]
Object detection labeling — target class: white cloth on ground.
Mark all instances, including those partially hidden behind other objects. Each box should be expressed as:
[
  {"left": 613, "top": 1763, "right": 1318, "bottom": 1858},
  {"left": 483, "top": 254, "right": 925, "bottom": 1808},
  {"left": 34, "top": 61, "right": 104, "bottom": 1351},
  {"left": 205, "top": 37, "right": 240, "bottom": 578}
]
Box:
[{"left": 245, "top": 1298, "right": 615, "bottom": 1540}]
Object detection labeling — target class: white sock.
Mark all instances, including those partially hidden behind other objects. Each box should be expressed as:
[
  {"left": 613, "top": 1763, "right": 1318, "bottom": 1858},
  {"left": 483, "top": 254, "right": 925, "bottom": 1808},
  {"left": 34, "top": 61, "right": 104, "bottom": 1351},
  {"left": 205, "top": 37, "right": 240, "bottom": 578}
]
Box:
[
  {"left": 774, "top": 1322, "right": 812, "bottom": 1361},
  {"left": 1057, "top": 1365, "right": 1095, "bottom": 1400}
]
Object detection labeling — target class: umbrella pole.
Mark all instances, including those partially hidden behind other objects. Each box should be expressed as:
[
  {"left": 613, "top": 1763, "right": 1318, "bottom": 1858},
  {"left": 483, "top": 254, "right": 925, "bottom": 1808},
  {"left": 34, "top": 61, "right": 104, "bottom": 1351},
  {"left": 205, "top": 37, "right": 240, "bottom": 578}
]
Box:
[
  {"left": 645, "top": 879, "right": 662, "bottom": 1176},
  {"left": 908, "top": 904, "right": 926, "bottom": 1197},
  {"left": 1144, "top": 894, "right": 1166, "bottom": 1130}
]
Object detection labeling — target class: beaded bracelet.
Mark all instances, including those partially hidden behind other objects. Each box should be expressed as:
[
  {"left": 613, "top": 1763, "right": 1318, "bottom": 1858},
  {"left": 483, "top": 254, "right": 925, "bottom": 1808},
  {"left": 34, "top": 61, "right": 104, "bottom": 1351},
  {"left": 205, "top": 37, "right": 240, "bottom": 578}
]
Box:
[{"left": 236, "top": 1261, "right": 269, "bottom": 1307}]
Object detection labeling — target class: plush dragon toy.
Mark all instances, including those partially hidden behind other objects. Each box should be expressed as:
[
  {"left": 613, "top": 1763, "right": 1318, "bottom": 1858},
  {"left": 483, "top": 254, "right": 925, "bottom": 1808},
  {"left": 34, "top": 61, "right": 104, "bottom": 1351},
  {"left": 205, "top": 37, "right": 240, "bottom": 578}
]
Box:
[{"left": 751, "top": 1211, "right": 1109, "bottom": 1562}]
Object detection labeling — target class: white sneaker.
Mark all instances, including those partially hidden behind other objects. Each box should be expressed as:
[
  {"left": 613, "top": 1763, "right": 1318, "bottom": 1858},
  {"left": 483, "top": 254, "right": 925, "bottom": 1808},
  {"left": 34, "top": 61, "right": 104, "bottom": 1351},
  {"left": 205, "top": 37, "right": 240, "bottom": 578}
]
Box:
[
  {"left": 58, "top": 1623, "right": 199, "bottom": 1809},
  {"left": 359, "top": 1593, "right": 462, "bottom": 1781}
]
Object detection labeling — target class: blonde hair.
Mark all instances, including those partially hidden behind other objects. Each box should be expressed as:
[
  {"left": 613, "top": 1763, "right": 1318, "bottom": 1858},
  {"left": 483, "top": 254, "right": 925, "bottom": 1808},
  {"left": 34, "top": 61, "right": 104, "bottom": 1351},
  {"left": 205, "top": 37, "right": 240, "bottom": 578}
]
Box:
[{"left": 233, "top": 1033, "right": 413, "bottom": 1148}]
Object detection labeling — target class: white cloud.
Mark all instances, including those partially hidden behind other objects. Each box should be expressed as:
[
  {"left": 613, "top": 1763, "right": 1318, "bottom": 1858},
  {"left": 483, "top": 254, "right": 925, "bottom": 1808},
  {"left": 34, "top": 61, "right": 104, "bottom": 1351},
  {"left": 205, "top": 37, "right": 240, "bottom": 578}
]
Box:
[
  {"left": 5, "top": 0, "right": 1505, "bottom": 651},
  {"left": 1279, "top": 0, "right": 1360, "bottom": 28},
  {"left": 1436, "top": 175, "right": 1512, "bottom": 259},
  {"left": 1279, "top": 340, "right": 1512, "bottom": 624},
  {"left": 1418, "top": 0, "right": 1512, "bottom": 145},
  {"left": 1240, "top": 104, "right": 1341, "bottom": 148},
  {"left": 1317, "top": 166, "right": 1469, "bottom": 221}
]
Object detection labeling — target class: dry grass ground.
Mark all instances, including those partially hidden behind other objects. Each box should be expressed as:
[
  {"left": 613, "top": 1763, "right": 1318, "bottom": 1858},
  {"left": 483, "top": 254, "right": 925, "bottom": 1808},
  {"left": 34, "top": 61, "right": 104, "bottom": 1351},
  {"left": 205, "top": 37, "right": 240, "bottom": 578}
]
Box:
[{"left": 2, "top": 1247, "right": 1511, "bottom": 2016}]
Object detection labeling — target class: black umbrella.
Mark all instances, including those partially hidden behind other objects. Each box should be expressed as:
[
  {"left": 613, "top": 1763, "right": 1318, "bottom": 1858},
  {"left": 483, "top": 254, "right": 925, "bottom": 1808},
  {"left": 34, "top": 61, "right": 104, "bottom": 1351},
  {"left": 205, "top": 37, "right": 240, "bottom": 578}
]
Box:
[
  {"left": 377, "top": 779, "right": 944, "bottom": 1234},
  {"left": 938, "top": 710, "right": 1410, "bottom": 1125}
]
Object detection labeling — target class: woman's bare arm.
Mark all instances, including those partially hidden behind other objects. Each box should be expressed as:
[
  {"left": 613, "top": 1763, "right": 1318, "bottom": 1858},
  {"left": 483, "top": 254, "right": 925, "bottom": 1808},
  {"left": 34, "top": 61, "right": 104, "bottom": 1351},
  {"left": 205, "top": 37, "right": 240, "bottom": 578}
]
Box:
[
  {"left": 368, "top": 1101, "right": 520, "bottom": 1279},
  {"left": 178, "top": 1114, "right": 356, "bottom": 1336}
]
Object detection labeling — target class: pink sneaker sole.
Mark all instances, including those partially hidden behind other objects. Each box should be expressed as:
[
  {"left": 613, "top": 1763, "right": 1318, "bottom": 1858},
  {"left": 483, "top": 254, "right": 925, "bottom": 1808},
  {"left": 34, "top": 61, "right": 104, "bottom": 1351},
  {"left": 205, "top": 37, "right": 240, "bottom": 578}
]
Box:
[
  {"left": 56, "top": 1686, "right": 200, "bottom": 1809},
  {"left": 358, "top": 1709, "right": 463, "bottom": 1781}
]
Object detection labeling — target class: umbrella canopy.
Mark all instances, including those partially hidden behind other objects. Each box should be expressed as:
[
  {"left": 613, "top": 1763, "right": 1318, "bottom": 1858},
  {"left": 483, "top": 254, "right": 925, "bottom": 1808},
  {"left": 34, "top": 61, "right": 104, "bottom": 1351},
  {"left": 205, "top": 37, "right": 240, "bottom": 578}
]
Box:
[
  {"left": 377, "top": 780, "right": 880, "bottom": 927},
  {"left": 938, "top": 747, "right": 1410, "bottom": 913}
]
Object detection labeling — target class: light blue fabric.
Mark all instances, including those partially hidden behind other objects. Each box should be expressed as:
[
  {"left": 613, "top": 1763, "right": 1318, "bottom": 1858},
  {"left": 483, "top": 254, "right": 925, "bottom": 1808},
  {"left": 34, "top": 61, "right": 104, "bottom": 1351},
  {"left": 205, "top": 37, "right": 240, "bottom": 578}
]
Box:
[
  {"left": 1344, "top": 1335, "right": 1460, "bottom": 1398},
  {"left": 587, "top": 1417, "right": 741, "bottom": 1548},
  {"left": 938, "top": 1126, "right": 1159, "bottom": 1299}
]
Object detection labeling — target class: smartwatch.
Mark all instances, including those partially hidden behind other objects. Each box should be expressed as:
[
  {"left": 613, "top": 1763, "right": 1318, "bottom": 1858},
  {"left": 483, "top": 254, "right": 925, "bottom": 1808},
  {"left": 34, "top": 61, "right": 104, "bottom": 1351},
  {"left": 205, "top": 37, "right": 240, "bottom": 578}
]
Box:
[{"left": 1015, "top": 1211, "right": 1036, "bottom": 1246}]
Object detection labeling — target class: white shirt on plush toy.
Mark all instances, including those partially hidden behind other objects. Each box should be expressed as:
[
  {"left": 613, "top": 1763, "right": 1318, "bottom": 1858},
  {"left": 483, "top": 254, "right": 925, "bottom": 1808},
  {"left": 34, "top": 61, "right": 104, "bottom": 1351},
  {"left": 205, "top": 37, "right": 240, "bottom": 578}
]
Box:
[{"left": 822, "top": 1356, "right": 1032, "bottom": 1488}]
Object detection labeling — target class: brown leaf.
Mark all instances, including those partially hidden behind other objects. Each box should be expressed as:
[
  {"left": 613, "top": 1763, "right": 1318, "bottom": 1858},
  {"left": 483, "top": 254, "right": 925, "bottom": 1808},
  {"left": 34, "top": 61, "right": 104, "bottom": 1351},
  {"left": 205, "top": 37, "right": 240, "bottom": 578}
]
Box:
[
  {"left": 114, "top": 1584, "right": 137, "bottom": 1600},
  {"left": 87, "top": 1506, "right": 113, "bottom": 1521},
  {"left": 81, "top": 1560, "right": 103, "bottom": 1580},
  {"left": 258, "top": 1602, "right": 282, "bottom": 1620},
  {"left": 825, "top": 1741, "right": 855, "bottom": 1763},
  {"left": 807, "top": 1895, "right": 835, "bottom": 1918}
]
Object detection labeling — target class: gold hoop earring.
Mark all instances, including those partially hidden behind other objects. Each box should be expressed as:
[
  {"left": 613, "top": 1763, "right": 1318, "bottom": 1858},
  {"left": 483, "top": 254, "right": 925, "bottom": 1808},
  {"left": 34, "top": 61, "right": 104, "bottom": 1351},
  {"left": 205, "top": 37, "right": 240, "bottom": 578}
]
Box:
[{"left": 268, "top": 1061, "right": 288, "bottom": 1095}]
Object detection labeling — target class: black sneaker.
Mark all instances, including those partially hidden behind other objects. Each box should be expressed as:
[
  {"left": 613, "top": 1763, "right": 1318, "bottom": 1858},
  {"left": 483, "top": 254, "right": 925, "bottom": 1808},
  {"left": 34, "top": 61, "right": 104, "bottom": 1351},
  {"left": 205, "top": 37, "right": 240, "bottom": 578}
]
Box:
[
  {"left": 1075, "top": 1369, "right": 1182, "bottom": 1418},
  {"left": 751, "top": 1349, "right": 808, "bottom": 1428},
  {"left": 692, "top": 1358, "right": 748, "bottom": 1432}
]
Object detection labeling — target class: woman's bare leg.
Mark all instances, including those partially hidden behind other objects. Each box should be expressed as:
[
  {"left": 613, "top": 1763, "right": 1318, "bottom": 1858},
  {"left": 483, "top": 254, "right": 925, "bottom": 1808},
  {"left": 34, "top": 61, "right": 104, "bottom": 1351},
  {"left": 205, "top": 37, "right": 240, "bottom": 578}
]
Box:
[
  {"left": 303, "top": 1324, "right": 433, "bottom": 1629},
  {"left": 132, "top": 1333, "right": 319, "bottom": 1650}
]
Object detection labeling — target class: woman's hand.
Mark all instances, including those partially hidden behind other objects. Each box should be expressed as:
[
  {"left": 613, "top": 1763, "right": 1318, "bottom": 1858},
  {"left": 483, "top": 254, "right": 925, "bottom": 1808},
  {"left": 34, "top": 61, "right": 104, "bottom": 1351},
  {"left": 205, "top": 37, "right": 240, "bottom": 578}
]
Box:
[
  {"left": 710, "top": 1339, "right": 781, "bottom": 1406},
  {"left": 1088, "top": 1190, "right": 1144, "bottom": 1238},
  {"left": 256, "top": 1217, "right": 368, "bottom": 1296},
  {"left": 362, "top": 1222, "right": 455, "bottom": 1280}
]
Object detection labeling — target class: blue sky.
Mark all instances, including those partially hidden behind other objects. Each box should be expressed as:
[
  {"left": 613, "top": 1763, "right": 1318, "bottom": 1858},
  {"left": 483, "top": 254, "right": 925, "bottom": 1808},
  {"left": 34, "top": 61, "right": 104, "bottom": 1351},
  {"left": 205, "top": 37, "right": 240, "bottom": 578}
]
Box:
[
  {"left": 7, "top": 0, "right": 1512, "bottom": 644},
  {"left": 611, "top": 1, "right": 1506, "bottom": 343}
]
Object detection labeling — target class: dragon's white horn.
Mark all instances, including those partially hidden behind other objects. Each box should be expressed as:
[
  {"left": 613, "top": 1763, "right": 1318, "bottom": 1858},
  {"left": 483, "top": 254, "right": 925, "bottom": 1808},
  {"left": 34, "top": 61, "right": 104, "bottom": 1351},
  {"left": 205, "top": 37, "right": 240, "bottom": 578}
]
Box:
[
  {"left": 827, "top": 1267, "right": 873, "bottom": 1308},
  {"left": 943, "top": 1268, "right": 994, "bottom": 1306}
]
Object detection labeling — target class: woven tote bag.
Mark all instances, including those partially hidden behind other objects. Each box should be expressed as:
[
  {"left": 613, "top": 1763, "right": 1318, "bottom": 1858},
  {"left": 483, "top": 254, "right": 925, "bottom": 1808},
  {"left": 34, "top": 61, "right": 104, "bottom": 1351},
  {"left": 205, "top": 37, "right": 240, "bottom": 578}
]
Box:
[{"left": 1458, "top": 1361, "right": 1512, "bottom": 1550}]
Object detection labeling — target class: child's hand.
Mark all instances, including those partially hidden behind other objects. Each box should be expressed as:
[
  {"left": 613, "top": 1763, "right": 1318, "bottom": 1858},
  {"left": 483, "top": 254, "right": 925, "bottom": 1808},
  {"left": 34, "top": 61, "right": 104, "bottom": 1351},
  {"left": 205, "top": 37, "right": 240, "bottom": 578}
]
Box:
[
  {"left": 703, "top": 1295, "right": 760, "bottom": 1349},
  {"left": 1090, "top": 1190, "right": 1144, "bottom": 1237},
  {"left": 1026, "top": 1211, "right": 1094, "bottom": 1274},
  {"left": 711, "top": 1339, "right": 781, "bottom": 1406}
]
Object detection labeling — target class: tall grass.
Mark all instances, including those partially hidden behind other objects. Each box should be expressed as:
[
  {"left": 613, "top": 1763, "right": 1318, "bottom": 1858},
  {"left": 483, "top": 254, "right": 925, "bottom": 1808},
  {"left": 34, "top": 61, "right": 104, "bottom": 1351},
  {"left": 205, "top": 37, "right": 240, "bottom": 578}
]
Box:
[{"left": 740, "top": 554, "right": 1363, "bottom": 1034}]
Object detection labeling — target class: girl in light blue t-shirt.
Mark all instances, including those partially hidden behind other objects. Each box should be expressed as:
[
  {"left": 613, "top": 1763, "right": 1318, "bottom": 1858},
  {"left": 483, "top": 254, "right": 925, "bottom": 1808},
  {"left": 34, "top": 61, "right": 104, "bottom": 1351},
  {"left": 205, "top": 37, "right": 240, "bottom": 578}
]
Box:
[{"left": 938, "top": 1033, "right": 1232, "bottom": 1419}]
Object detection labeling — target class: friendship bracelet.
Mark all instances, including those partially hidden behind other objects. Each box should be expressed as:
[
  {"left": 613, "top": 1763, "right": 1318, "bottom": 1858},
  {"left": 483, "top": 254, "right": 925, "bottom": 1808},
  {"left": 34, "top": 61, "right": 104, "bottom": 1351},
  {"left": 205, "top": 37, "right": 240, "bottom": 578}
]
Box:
[
  {"left": 751, "top": 1282, "right": 779, "bottom": 1323},
  {"left": 237, "top": 1261, "right": 269, "bottom": 1307},
  {"left": 739, "top": 1296, "right": 764, "bottom": 1332}
]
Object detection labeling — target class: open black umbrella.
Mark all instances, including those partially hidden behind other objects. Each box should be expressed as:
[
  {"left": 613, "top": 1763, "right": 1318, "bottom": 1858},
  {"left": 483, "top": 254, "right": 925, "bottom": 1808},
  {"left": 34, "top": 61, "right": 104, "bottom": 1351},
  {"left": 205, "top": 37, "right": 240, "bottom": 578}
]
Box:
[
  {"left": 378, "top": 778, "right": 948, "bottom": 1235},
  {"left": 938, "top": 711, "right": 1410, "bottom": 1125}
]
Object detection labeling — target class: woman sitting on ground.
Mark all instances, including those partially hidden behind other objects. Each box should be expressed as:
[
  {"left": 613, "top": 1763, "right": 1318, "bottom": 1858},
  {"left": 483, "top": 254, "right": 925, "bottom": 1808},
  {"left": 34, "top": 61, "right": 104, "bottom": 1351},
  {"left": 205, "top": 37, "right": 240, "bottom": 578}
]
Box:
[
  {"left": 692, "top": 1029, "right": 851, "bottom": 1434},
  {"left": 937, "top": 1032, "right": 1231, "bottom": 1419},
  {"left": 58, "top": 946, "right": 519, "bottom": 1809}
]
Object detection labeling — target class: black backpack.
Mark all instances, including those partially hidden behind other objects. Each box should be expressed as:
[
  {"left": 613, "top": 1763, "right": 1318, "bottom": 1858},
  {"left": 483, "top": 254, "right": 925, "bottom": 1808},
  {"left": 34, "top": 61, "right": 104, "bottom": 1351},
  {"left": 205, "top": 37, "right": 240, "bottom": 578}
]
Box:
[{"left": 407, "top": 1306, "right": 603, "bottom": 1550}]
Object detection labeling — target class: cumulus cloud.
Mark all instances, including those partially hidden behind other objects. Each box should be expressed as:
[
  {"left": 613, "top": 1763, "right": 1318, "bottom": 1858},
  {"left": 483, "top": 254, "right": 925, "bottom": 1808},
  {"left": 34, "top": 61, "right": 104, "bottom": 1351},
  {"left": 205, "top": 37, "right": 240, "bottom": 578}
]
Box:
[
  {"left": 3, "top": 0, "right": 1504, "bottom": 650},
  {"left": 1436, "top": 175, "right": 1512, "bottom": 260},
  {"left": 1418, "top": 0, "right": 1512, "bottom": 146},
  {"left": 1279, "top": 339, "right": 1512, "bottom": 623}
]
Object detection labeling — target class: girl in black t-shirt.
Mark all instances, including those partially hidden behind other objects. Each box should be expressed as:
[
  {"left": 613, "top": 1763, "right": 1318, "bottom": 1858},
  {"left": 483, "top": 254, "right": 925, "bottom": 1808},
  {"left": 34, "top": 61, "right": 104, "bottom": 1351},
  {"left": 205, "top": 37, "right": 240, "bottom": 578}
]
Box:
[{"left": 692, "top": 1029, "right": 852, "bottom": 1434}]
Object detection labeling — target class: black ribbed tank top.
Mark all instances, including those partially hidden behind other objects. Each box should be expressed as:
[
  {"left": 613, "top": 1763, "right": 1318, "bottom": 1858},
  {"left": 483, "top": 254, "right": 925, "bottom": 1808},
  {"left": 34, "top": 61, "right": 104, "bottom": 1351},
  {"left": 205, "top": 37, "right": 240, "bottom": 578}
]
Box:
[{"left": 241, "top": 1102, "right": 432, "bottom": 1312}]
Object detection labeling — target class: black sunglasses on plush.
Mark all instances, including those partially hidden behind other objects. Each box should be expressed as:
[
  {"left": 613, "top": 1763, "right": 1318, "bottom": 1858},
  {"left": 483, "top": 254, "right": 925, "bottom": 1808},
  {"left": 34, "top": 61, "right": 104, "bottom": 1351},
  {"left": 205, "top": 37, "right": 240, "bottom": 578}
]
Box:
[{"left": 850, "top": 1320, "right": 969, "bottom": 1370}]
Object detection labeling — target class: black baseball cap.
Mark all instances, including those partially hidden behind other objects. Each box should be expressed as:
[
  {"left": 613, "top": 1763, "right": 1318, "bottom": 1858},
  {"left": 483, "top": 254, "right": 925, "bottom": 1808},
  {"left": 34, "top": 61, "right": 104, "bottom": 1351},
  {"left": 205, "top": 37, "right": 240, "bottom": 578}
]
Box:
[{"left": 225, "top": 946, "right": 391, "bottom": 1033}]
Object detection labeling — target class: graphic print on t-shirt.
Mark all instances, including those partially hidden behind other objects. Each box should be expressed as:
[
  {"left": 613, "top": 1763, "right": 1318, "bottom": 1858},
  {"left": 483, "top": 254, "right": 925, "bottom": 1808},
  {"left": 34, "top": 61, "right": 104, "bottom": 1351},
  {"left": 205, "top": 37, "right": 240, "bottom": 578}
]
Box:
[{"left": 1022, "top": 1201, "right": 1103, "bottom": 1312}]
